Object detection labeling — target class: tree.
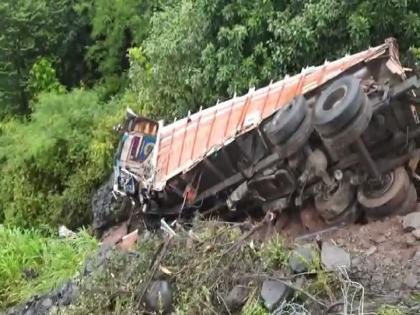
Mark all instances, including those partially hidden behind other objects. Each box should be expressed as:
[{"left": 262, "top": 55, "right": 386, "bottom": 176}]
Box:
[
  {"left": 0, "top": 0, "right": 90, "bottom": 117},
  {"left": 129, "top": 0, "right": 420, "bottom": 120},
  {"left": 87, "top": 0, "right": 164, "bottom": 77}
]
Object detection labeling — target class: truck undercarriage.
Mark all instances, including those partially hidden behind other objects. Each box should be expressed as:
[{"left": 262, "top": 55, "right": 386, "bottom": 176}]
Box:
[{"left": 110, "top": 39, "right": 420, "bottom": 230}]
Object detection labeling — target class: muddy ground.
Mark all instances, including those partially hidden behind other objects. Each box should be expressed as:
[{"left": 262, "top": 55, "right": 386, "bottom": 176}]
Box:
[
  {"left": 274, "top": 211, "right": 420, "bottom": 313},
  {"left": 325, "top": 216, "right": 420, "bottom": 312}
]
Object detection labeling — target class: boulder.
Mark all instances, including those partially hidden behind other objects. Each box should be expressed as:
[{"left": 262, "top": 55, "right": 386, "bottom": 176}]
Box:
[
  {"left": 321, "top": 242, "right": 351, "bottom": 271},
  {"left": 260, "top": 280, "right": 292, "bottom": 311},
  {"left": 225, "top": 285, "right": 249, "bottom": 312},
  {"left": 288, "top": 244, "right": 316, "bottom": 273},
  {"left": 91, "top": 175, "right": 130, "bottom": 234},
  {"left": 144, "top": 280, "right": 173, "bottom": 314}
]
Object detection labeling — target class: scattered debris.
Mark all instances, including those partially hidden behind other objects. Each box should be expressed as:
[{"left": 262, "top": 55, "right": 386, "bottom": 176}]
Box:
[
  {"left": 118, "top": 229, "right": 139, "bottom": 251},
  {"left": 101, "top": 221, "right": 128, "bottom": 246},
  {"left": 403, "top": 211, "right": 420, "bottom": 232},
  {"left": 58, "top": 226, "right": 76, "bottom": 239},
  {"left": 260, "top": 280, "right": 293, "bottom": 311},
  {"left": 321, "top": 242, "right": 351, "bottom": 271},
  {"left": 365, "top": 245, "right": 377, "bottom": 256}
]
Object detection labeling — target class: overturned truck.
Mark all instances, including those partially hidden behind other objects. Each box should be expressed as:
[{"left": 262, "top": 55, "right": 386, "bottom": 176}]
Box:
[{"left": 112, "top": 39, "right": 420, "bottom": 228}]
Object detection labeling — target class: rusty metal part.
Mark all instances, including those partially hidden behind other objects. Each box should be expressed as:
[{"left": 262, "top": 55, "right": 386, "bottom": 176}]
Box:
[
  {"left": 334, "top": 126, "right": 420, "bottom": 171},
  {"left": 358, "top": 167, "right": 410, "bottom": 218},
  {"left": 314, "top": 180, "right": 356, "bottom": 220},
  {"left": 299, "top": 149, "right": 333, "bottom": 186}
]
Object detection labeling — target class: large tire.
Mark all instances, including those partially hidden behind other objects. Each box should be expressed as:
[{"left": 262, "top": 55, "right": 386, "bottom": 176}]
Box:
[
  {"left": 321, "top": 97, "right": 372, "bottom": 151},
  {"left": 264, "top": 96, "right": 307, "bottom": 145},
  {"left": 394, "top": 184, "right": 417, "bottom": 216},
  {"left": 358, "top": 167, "right": 410, "bottom": 218},
  {"left": 314, "top": 76, "right": 365, "bottom": 137},
  {"left": 278, "top": 109, "right": 314, "bottom": 158}
]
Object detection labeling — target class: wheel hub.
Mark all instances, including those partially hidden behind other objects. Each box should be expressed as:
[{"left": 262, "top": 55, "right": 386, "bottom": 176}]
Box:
[{"left": 362, "top": 173, "right": 393, "bottom": 199}]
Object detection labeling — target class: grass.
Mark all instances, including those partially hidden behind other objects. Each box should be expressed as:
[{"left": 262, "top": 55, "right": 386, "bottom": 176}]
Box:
[
  {"left": 259, "top": 234, "right": 289, "bottom": 269},
  {"left": 377, "top": 305, "right": 406, "bottom": 315},
  {"left": 0, "top": 225, "right": 97, "bottom": 309}
]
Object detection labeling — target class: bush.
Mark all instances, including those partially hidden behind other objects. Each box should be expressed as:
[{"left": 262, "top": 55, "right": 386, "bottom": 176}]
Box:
[
  {"left": 0, "top": 225, "right": 97, "bottom": 309},
  {"left": 0, "top": 89, "right": 124, "bottom": 229}
]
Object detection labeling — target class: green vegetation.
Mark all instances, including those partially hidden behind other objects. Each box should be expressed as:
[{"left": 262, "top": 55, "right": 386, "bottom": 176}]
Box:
[
  {"left": 259, "top": 234, "right": 289, "bottom": 269},
  {"left": 0, "top": 89, "right": 123, "bottom": 229},
  {"left": 377, "top": 305, "right": 406, "bottom": 315},
  {"left": 0, "top": 0, "right": 420, "bottom": 310},
  {"left": 0, "top": 225, "right": 97, "bottom": 308}
]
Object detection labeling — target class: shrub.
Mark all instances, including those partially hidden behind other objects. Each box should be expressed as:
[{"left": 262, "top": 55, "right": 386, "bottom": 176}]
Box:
[{"left": 0, "top": 89, "right": 124, "bottom": 228}]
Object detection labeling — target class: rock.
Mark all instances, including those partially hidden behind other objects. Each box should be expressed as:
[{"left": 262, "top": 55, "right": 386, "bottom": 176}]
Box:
[
  {"left": 403, "top": 274, "right": 418, "bottom": 289},
  {"left": 260, "top": 280, "right": 292, "bottom": 311},
  {"left": 58, "top": 225, "right": 76, "bottom": 239},
  {"left": 41, "top": 298, "right": 53, "bottom": 308},
  {"left": 412, "top": 229, "right": 420, "bottom": 240},
  {"left": 145, "top": 280, "right": 173, "bottom": 314},
  {"left": 225, "top": 285, "right": 249, "bottom": 312},
  {"left": 365, "top": 246, "right": 377, "bottom": 256},
  {"left": 56, "top": 281, "right": 79, "bottom": 306},
  {"left": 288, "top": 245, "right": 316, "bottom": 273},
  {"left": 83, "top": 246, "right": 112, "bottom": 275},
  {"left": 413, "top": 251, "right": 420, "bottom": 261},
  {"left": 375, "top": 236, "right": 386, "bottom": 244},
  {"left": 402, "top": 212, "right": 420, "bottom": 232},
  {"left": 91, "top": 175, "right": 130, "bottom": 233},
  {"left": 321, "top": 242, "right": 351, "bottom": 271}
]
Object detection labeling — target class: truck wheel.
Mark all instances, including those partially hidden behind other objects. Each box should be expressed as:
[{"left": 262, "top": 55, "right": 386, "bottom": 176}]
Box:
[
  {"left": 280, "top": 109, "right": 314, "bottom": 158},
  {"left": 320, "top": 97, "right": 372, "bottom": 151},
  {"left": 314, "top": 76, "right": 365, "bottom": 137},
  {"left": 358, "top": 167, "right": 410, "bottom": 218},
  {"left": 264, "top": 96, "right": 307, "bottom": 145},
  {"left": 394, "top": 184, "right": 417, "bottom": 215}
]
